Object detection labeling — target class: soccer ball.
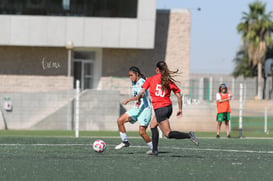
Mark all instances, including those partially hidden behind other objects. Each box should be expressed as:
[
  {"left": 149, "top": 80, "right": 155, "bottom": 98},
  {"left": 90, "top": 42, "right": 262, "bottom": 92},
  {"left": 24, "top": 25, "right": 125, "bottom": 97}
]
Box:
[{"left": 92, "top": 140, "right": 106, "bottom": 153}]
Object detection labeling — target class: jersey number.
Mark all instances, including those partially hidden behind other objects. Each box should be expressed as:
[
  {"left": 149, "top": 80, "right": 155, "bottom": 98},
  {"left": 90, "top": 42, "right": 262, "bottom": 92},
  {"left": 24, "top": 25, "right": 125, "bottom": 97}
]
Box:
[{"left": 155, "top": 84, "right": 165, "bottom": 97}]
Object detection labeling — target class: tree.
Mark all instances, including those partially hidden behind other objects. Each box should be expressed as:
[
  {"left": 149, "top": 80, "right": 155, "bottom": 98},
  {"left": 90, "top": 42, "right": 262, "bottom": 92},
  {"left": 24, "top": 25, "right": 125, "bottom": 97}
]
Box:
[
  {"left": 237, "top": 1, "right": 273, "bottom": 99},
  {"left": 233, "top": 46, "right": 256, "bottom": 78}
]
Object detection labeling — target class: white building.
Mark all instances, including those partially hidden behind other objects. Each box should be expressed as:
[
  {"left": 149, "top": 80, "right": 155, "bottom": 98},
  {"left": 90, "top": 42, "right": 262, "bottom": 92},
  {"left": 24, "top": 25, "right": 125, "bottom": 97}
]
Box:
[
  {"left": 0, "top": 0, "right": 159, "bottom": 91},
  {"left": 0, "top": 0, "right": 192, "bottom": 130}
]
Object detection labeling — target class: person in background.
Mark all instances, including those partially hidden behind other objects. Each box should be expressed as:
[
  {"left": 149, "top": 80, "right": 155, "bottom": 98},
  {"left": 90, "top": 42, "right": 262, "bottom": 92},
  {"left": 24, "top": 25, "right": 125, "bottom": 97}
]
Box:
[
  {"left": 136, "top": 61, "right": 199, "bottom": 156},
  {"left": 216, "top": 83, "right": 232, "bottom": 138},
  {"left": 115, "top": 66, "right": 153, "bottom": 152}
]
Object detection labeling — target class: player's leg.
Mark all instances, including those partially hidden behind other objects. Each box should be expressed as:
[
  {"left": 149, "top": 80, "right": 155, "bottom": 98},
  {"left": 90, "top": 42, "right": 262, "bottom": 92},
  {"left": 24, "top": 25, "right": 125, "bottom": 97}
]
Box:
[
  {"left": 225, "top": 112, "right": 231, "bottom": 138},
  {"left": 159, "top": 119, "right": 199, "bottom": 145},
  {"left": 139, "top": 126, "right": 152, "bottom": 149},
  {"left": 115, "top": 113, "right": 133, "bottom": 149},
  {"left": 138, "top": 108, "right": 153, "bottom": 150},
  {"left": 216, "top": 122, "right": 222, "bottom": 138},
  {"left": 156, "top": 105, "right": 198, "bottom": 144},
  {"left": 216, "top": 113, "right": 223, "bottom": 138},
  {"left": 225, "top": 121, "right": 230, "bottom": 138},
  {"left": 150, "top": 116, "right": 159, "bottom": 155},
  {"left": 117, "top": 113, "right": 130, "bottom": 133},
  {"left": 158, "top": 119, "right": 171, "bottom": 137}
]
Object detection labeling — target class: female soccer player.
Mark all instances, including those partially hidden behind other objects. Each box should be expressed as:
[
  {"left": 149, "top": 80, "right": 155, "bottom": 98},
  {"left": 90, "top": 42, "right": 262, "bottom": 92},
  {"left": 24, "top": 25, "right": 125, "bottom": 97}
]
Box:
[
  {"left": 137, "top": 61, "right": 199, "bottom": 156},
  {"left": 115, "top": 66, "right": 153, "bottom": 151},
  {"left": 216, "top": 83, "right": 232, "bottom": 138}
]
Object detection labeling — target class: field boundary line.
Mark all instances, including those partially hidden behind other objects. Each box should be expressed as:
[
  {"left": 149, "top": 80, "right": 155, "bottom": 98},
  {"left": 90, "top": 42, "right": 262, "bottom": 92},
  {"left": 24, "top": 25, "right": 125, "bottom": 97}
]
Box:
[{"left": 1, "top": 143, "right": 273, "bottom": 154}]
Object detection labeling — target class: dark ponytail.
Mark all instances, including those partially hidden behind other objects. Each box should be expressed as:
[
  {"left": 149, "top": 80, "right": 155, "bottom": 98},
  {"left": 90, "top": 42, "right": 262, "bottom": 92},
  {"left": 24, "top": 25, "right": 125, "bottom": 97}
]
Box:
[
  {"left": 156, "top": 61, "right": 179, "bottom": 91},
  {"left": 129, "top": 66, "right": 146, "bottom": 79}
]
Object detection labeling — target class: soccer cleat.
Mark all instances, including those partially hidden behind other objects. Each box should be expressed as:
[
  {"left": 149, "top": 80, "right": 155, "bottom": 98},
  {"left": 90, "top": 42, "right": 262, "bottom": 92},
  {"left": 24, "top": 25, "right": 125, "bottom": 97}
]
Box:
[
  {"left": 152, "top": 150, "right": 158, "bottom": 156},
  {"left": 189, "top": 131, "right": 199, "bottom": 146},
  {"left": 146, "top": 150, "right": 158, "bottom": 156},
  {"left": 216, "top": 135, "right": 220, "bottom": 138},
  {"left": 146, "top": 150, "right": 153, "bottom": 155},
  {"left": 227, "top": 135, "right": 231, "bottom": 139},
  {"left": 115, "top": 141, "right": 130, "bottom": 150}
]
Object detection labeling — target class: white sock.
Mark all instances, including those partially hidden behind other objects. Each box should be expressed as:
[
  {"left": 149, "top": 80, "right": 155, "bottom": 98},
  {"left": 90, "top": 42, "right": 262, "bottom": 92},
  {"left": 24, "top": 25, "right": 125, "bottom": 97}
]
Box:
[
  {"left": 120, "top": 132, "right": 128, "bottom": 142},
  {"left": 147, "top": 141, "right": 153, "bottom": 150}
]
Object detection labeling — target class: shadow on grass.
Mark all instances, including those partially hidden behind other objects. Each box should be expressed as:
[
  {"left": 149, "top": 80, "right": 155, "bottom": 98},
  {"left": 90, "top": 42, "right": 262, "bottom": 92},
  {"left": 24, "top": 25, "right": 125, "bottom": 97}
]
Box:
[{"left": 124, "top": 151, "right": 204, "bottom": 159}]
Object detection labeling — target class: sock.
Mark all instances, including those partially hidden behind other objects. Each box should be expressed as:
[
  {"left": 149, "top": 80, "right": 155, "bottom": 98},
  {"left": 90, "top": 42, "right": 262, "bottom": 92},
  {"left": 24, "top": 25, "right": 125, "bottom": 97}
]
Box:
[
  {"left": 147, "top": 141, "right": 153, "bottom": 150},
  {"left": 151, "top": 127, "right": 159, "bottom": 151},
  {"left": 120, "top": 132, "right": 128, "bottom": 142},
  {"left": 168, "top": 131, "right": 190, "bottom": 139}
]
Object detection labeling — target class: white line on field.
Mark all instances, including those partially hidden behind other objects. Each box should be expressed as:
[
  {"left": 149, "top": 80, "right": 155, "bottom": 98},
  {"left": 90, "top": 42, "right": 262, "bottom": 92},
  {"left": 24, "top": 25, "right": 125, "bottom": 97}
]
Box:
[
  {"left": 127, "top": 145, "right": 273, "bottom": 154},
  {"left": 0, "top": 143, "right": 273, "bottom": 154}
]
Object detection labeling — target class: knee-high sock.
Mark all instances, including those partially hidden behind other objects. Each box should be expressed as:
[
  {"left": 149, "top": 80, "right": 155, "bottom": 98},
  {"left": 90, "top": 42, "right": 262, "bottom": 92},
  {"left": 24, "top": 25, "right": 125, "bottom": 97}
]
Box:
[
  {"left": 168, "top": 131, "right": 190, "bottom": 139},
  {"left": 151, "top": 127, "right": 159, "bottom": 151},
  {"left": 119, "top": 132, "right": 128, "bottom": 142}
]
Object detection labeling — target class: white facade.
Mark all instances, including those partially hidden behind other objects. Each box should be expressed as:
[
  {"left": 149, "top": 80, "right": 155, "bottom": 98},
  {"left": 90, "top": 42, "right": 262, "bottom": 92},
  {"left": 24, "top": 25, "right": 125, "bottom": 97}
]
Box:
[{"left": 0, "top": 0, "right": 156, "bottom": 49}]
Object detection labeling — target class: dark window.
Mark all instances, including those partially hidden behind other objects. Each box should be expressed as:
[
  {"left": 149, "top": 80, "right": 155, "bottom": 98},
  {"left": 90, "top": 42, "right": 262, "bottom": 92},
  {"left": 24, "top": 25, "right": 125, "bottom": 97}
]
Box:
[{"left": 0, "top": 0, "right": 138, "bottom": 18}]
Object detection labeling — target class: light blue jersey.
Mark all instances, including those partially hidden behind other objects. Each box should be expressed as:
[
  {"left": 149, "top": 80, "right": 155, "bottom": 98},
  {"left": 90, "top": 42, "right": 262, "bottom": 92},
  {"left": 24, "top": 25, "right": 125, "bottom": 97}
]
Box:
[
  {"left": 127, "top": 78, "right": 152, "bottom": 126},
  {"left": 131, "top": 78, "right": 151, "bottom": 109}
]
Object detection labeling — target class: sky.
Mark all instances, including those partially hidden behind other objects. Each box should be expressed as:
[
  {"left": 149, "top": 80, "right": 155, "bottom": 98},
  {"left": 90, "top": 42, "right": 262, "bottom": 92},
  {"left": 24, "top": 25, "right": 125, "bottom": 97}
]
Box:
[{"left": 156, "top": 0, "right": 273, "bottom": 74}]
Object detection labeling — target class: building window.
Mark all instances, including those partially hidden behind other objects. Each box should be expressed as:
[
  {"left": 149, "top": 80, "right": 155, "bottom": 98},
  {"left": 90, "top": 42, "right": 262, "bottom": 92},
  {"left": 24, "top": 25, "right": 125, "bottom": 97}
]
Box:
[{"left": 0, "top": 0, "right": 138, "bottom": 18}]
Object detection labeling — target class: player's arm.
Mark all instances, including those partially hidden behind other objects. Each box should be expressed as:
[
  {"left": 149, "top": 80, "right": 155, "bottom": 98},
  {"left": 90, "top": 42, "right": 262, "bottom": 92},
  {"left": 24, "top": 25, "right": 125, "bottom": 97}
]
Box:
[
  {"left": 122, "top": 96, "right": 139, "bottom": 105},
  {"left": 227, "top": 86, "right": 233, "bottom": 99},
  {"left": 170, "top": 81, "right": 182, "bottom": 117},
  {"left": 218, "top": 98, "right": 229, "bottom": 103},
  {"left": 217, "top": 96, "right": 231, "bottom": 103},
  {"left": 216, "top": 92, "right": 230, "bottom": 103},
  {"left": 136, "top": 88, "right": 145, "bottom": 106},
  {"left": 175, "top": 92, "right": 182, "bottom": 117}
]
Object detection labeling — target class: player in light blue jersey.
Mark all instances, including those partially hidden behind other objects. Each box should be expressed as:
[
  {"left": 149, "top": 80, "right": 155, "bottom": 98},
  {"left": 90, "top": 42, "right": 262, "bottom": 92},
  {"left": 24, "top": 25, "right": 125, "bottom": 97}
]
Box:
[{"left": 115, "top": 66, "right": 153, "bottom": 151}]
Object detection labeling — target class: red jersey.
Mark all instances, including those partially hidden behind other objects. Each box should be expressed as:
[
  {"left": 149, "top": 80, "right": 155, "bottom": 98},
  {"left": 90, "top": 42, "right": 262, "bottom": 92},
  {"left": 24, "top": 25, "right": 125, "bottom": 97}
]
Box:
[{"left": 142, "top": 73, "right": 181, "bottom": 110}]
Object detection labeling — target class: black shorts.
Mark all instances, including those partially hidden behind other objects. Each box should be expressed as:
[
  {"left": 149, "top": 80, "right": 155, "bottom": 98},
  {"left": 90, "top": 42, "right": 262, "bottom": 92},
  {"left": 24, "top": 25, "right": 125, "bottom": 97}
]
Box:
[{"left": 154, "top": 105, "right": 173, "bottom": 123}]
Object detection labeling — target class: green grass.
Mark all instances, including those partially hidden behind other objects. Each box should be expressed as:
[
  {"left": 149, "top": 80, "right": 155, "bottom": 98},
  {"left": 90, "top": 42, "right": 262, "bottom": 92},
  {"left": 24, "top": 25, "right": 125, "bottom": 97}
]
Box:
[
  {"left": 230, "top": 116, "right": 273, "bottom": 137},
  {"left": 0, "top": 136, "right": 272, "bottom": 181},
  {"left": 1, "top": 128, "right": 273, "bottom": 138}
]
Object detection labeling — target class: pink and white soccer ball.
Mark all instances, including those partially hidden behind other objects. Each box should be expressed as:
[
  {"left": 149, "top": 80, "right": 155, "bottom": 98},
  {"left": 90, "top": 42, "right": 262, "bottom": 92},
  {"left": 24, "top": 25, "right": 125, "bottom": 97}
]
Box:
[{"left": 92, "top": 140, "right": 106, "bottom": 153}]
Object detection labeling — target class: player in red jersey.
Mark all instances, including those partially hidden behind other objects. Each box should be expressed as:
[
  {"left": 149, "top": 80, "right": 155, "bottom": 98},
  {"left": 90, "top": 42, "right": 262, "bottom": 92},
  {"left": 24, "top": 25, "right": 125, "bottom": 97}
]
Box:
[{"left": 137, "top": 61, "right": 199, "bottom": 156}]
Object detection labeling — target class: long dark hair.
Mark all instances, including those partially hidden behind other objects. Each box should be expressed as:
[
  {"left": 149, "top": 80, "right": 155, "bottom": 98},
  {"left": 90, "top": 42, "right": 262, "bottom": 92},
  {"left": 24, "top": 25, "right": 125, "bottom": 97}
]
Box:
[
  {"left": 129, "top": 66, "right": 146, "bottom": 79},
  {"left": 156, "top": 61, "right": 179, "bottom": 91}
]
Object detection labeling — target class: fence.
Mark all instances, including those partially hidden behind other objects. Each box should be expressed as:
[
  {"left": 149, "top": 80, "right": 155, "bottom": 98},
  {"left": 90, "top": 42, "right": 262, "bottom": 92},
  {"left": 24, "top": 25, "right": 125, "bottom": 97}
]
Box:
[
  {"left": 110, "top": 75, "right": 273, "bottom": 102},
  {"left": 0, "top": 76, "right": 273, "bottom": 137},
  {"left": 110, "top": 76, "right": 273, "bottom": 136},
  {"left": 0, "top": 88, "right": 120, "bottom": 131}
]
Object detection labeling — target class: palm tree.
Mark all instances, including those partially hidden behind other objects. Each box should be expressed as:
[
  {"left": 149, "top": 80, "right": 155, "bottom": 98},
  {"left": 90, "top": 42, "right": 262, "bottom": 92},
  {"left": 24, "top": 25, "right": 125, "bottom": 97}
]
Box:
[
  {"left": 233, "top": 46, "right": 256, "bottom": 78},
  {"left": 237, "top": 1, "right": 273, "bottom": 99}
]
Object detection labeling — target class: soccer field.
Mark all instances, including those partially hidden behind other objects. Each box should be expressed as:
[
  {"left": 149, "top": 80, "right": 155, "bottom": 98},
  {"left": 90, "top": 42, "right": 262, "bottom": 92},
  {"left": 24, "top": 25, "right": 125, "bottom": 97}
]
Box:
[{"left": 0, "top": 135, "right": 272, "bottom": 181}]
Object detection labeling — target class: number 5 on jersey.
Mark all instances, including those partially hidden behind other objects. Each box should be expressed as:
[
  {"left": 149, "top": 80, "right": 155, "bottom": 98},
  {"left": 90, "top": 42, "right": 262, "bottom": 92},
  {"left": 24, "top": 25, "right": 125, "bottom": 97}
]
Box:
[{"left": 155, "top": 84, "right": 165, "bottom": 97}]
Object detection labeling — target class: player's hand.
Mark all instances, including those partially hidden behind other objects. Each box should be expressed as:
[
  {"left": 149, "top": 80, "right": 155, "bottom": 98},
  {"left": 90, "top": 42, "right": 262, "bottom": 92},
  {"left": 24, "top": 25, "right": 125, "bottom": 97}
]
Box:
[
  {"left": 135, "top": 100, "right": 141, "bottom": 107},
  {"left": 228, "top": 92, "right": 233, "bottom": 99},
  {"left": 176, "top": 110, "right": 182, "bottom": 117},
  {"left": 122, "top": 100, "right": 129, "bottom": 105}
]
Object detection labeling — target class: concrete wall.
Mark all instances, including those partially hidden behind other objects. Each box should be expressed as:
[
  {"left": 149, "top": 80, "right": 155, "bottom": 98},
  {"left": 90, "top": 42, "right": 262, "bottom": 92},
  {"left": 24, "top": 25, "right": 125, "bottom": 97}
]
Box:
[
  {"left": 0, "top": 75, "right": 73, "bottom": 93},
  {"left": 165, "top": 9, "right": 191, "bottom": 93},
  {"left": 101, "top": 10, "right": 191, "bottom": 91},
  {"left": 0, "top": 90, "right": 72, "bottom": 129},
  {"left": 0, "top": 46, "right": 73, "bottom": 92},
  {"left": 0, "top": 90, "right": 120, "bottom": 130},
  {"left": 0, "top": 46, "right": 67, "bottom": 75}
]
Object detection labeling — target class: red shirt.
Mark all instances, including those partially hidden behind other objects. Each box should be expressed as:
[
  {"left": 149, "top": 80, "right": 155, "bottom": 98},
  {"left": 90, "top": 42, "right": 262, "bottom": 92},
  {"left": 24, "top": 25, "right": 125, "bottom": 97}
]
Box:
[{"left": 142, "top": 73, "right": 180, "bottom": 110}]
